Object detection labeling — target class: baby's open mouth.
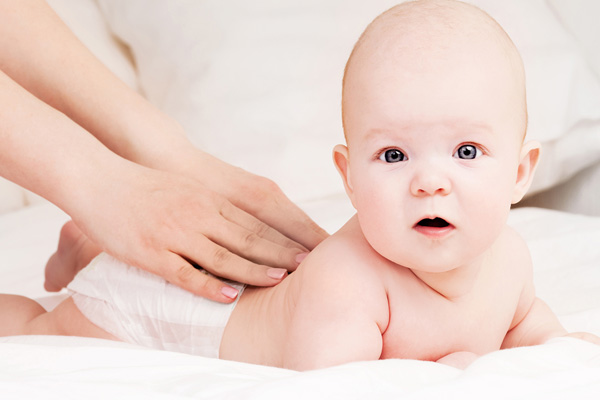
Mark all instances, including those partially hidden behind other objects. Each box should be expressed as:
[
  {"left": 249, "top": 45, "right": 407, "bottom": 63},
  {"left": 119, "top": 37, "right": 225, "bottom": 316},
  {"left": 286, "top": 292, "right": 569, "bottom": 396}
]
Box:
[
  {"left": 414, "top": 217, "right": 454, "bottom": 238},
  {"left": 416, "top": 218, "right": 450, "bottom": 228}
]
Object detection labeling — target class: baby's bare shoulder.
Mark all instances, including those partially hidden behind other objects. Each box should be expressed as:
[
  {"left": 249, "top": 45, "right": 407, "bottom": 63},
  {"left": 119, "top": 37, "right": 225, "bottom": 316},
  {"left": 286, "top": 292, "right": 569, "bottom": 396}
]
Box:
[
  {"left": 292, "top": 216, "right": 390, "bottom": 319},
  {"left": 278, "top": 217, "right": 392, "bottom": 369},
  {"left": 493, "top": 225, "right": 536, "bottom": 327},
  {"left": 303, "top": 217, "right": 390, "bottom": 280}
]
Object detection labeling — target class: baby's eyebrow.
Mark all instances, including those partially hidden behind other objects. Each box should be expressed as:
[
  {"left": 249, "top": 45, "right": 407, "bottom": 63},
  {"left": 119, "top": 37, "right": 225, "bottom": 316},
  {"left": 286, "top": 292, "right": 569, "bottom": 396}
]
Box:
[
  {"left": 365, "top": 121, "right": 493, "bottom": 140},
  {"left": 365, "top": 128, "right": 395, "bottom": 140},
  {"left": 449, "top": 121, "right": 494, "bottom": 135}
]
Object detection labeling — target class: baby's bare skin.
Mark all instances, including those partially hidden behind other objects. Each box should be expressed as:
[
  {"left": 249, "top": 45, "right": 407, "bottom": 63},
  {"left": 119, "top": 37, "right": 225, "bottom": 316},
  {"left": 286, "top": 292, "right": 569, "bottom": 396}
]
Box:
[
  {"left": 44, "top": 221, "right": 101, "bottom": 292},
  {"left": 221, "top": 216, "right": 546, "bottom": 369}
]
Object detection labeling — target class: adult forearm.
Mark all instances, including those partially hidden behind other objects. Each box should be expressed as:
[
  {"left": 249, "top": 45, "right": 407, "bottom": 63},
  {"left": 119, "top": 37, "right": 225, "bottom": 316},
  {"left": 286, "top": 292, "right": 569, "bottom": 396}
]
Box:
[
  {"left": 0, "top": 0, "right": 188, "bottom": 170},
  {"left": 0, "top": 69, "right": 128, "bottom": 217},
  {"left": 0, "top": 1, "right": 328, "bottom": 296}
]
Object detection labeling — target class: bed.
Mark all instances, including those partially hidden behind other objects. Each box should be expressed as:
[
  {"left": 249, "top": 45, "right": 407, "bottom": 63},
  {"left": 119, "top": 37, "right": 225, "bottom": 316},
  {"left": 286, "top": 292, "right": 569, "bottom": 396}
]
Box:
[{"left": 1, "top": 0, "right": 599, "bottom": 398}]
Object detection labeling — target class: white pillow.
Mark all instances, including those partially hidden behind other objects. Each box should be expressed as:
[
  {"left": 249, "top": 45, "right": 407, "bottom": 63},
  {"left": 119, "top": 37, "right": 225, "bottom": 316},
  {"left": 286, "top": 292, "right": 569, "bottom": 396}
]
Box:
[
  {"left": 546, "top": 0, "right": 600, "bottom": 80},
  {"left": 519, "top": 161, "right": 600, "bottom": 216},
  {"left": 475, "top": 0, "right": 600, "bottom": 194},
  {"left": 96, "top": 0, "right": 600, "bottom": 204}
]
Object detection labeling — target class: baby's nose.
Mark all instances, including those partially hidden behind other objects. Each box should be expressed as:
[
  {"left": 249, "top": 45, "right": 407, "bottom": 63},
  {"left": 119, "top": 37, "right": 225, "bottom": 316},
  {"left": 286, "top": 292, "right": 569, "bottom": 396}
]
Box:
[{"left": 410, "top": 168, "right": 451, "bottom": 197}]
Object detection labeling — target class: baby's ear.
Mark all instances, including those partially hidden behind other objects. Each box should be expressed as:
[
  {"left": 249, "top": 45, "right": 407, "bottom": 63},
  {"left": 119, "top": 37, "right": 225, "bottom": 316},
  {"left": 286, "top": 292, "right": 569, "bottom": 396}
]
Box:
[
  {"left": 333, "top": 144, "right": 356, "bottom": 207},
  {"left": 512, "top": 140, "right": 541, "bottom": 204}
]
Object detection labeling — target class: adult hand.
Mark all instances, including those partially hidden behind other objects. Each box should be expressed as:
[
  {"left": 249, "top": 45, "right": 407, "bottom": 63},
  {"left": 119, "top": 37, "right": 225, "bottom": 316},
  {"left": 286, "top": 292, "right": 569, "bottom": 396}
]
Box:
[
  {"left": 69, "top": 156, "right": 327, "bottom": 303},
  {"left": 163, "top": 147, "right": 328, "bottom": 252}
]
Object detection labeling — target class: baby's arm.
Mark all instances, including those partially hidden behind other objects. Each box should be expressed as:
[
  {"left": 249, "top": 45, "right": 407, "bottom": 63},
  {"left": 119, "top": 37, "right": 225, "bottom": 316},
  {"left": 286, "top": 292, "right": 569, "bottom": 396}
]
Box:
[
  {"left": 502, "top": 295, "right": 566, "bottom": 349},
  {"left": 282, "top": 241, "right": 388, "bottom": 370},
  {"left": 501, "top": 229, "right": 600, "bottom": 348},
  {"left": 503, "top": 290, "right": 600, "bottom": 348}
]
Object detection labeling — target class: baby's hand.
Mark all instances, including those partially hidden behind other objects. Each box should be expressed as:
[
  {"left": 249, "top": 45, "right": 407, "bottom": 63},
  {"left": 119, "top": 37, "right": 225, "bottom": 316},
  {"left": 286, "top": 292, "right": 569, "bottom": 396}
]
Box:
[
  {"left": 436, "top": 351, "right": 479, "bottom": 369},
  {"left": 563, "top": 332, "right": 600, "bottom": 346}
]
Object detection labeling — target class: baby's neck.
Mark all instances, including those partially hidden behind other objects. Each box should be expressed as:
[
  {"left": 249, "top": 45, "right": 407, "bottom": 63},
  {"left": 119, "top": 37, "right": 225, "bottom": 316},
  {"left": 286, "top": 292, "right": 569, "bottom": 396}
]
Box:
[{"left": 409, "top": 254, "right": 487, "bottom": 301}]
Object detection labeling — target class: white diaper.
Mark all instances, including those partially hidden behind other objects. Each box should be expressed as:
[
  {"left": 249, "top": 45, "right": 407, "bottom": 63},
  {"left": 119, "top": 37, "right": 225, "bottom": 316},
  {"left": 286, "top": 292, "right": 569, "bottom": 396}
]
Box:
[{"left": 67, "top": 252, "right": 245, "bottom": 358}]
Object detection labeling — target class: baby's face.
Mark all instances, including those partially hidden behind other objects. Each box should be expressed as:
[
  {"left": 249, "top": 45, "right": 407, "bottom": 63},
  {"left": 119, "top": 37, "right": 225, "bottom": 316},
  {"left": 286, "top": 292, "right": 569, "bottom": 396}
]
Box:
[{"left": 337, "top": 23, "right": 534, "bottom": 273}]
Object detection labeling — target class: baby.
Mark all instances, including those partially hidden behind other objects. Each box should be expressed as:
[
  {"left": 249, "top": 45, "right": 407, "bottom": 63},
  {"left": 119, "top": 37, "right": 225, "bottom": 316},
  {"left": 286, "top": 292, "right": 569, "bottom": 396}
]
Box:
[{"left": 2, "top": 0, "right": 599, "bottom": 371}]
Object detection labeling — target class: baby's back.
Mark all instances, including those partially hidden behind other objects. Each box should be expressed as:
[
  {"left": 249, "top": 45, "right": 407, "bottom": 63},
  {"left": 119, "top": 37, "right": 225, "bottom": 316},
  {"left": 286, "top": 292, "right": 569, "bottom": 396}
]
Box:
[{"left": 219, "top": 269, "right": 299, "bottom": 366}]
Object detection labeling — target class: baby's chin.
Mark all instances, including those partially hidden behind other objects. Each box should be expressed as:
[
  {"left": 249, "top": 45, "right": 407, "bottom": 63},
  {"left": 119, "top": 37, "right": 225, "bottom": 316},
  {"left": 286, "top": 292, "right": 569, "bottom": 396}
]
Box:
[
  {"left": 403, "top": 261, "right": 462, "bottom": 275},
  {"left": 377, "top": 250, "right": 464, "bottom": 275}
]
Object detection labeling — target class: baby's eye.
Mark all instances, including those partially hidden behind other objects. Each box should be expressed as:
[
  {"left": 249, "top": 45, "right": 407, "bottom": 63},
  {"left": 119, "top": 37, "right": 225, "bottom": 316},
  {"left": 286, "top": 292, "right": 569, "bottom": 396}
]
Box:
[
  {"left": 379, "top": 149, "right": 407, "bottom": 163},
  {"left": 454, "top": 144, "right": 482, "bottom": 160}
]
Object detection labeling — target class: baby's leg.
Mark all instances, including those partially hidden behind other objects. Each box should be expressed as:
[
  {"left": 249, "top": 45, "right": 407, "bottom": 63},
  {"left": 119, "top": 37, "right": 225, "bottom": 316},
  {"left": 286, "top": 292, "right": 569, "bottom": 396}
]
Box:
[
  {"left": 0, "top": 294, "right": 48, "bottom": 336},
  {"left": 44, "top": 220, "right": 102, "bottom": 292},
  {"left": 0, "top": 294, "right": 118, "bottom": 341}
]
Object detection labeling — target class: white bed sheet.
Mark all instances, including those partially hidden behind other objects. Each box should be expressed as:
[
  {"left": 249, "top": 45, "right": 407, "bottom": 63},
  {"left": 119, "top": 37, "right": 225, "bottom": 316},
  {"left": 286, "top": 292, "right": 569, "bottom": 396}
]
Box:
[
  {"left": 0, "top": 202, "right": 599, "bottom": 399},
  {"left": 0, "top": 335, "right": 598, "bottom": 400}
]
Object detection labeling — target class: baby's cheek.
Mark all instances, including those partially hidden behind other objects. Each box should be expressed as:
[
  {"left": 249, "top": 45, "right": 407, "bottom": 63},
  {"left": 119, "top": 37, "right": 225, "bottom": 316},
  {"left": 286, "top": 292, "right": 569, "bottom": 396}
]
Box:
[
  {"left": 356, "top": 205, "right": 399, "bottom": 259},
  {"left": 469, "top": 198, "right": 510, "bottom": 250},
  {"left": 353, "top": 180, "right": 390, "bottom": 216}
]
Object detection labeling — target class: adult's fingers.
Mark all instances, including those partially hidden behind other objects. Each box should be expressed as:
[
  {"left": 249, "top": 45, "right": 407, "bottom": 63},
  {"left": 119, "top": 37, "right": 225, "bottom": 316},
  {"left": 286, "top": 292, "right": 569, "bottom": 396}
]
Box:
[
  {"left": 209, "top": 219, "right": 306, "bottom": 271},
  {"left": 176, "top": 234, "right": 289, "bottom": 287},
  {"left": 159, "top": 252, "right": 240, "bottom": 303},
  {"left": 229, "top": 177, "right": 329, "bottom": 251},
  {"left": 271, "top": 197, "right": 329, "bottom": 250},
  {"left": 220, "top": 200, "right": 308, "bottom": 251},
  {"left": 218, "top": 202, "right": 308, "bottom": 268}
]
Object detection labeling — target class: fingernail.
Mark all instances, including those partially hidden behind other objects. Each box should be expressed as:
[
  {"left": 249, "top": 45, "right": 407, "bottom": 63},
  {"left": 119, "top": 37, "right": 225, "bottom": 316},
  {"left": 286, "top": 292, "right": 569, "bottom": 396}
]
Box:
[
  {"left": 267, "top": 268, "right": 287, "bottom": 280},
  {"left": 221, "top": 286, "right": 239, "bottom": 299},
  {"left": 295, "top": 252, "right": 309, "bottom": 264}
]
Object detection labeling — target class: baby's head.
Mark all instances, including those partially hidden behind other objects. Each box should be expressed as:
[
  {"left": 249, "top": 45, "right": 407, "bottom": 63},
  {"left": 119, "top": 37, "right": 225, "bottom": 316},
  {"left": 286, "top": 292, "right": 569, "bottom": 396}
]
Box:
[{"left": 334, "top": 0, "right": 540, "bottom": 272}]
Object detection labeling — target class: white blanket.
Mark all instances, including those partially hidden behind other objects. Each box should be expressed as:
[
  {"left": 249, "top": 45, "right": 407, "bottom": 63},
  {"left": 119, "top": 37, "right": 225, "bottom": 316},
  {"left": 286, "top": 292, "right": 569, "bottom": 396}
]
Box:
[{"left": 0, "top": 336, "right": 598, "bottom": 399}]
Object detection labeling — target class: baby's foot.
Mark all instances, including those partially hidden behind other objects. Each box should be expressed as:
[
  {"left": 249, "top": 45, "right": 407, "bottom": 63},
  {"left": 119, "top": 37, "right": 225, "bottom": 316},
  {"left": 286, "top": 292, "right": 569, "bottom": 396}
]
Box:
[{"left": 44, "top": 221, "right": 102, "bottom": 292}]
